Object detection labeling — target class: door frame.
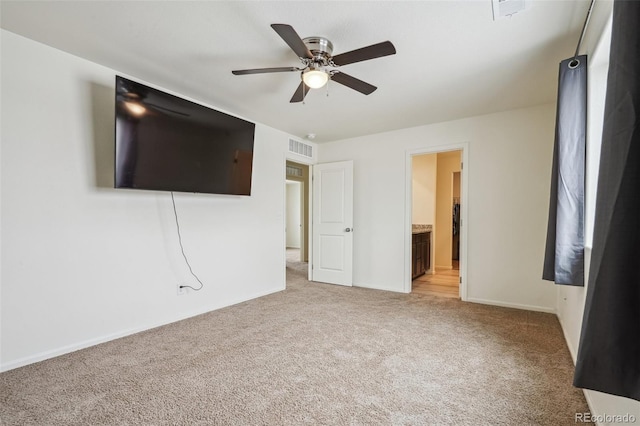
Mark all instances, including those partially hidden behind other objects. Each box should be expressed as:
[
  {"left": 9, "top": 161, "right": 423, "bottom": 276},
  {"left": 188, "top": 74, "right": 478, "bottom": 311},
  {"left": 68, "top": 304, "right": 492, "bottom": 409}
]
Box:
[{"left": 404, "top": 143, "right": 469, "bottom": 300}]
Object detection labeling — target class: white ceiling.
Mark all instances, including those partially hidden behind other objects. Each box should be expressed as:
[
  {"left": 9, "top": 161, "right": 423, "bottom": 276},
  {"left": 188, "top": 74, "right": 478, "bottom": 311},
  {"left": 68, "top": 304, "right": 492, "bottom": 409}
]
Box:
[{"left": 1, "top": 1, "right": 589, "bottom": 143}]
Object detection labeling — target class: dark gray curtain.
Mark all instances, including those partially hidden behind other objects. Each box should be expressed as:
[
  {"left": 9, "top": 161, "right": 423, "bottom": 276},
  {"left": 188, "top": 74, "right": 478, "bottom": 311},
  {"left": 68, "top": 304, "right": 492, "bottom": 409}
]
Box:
[
  {"left": 573, "top": 0, "right": 640, "bottom": 401},
  {"left": 542, "top": 55, "right": 587, "bottom": 286}
]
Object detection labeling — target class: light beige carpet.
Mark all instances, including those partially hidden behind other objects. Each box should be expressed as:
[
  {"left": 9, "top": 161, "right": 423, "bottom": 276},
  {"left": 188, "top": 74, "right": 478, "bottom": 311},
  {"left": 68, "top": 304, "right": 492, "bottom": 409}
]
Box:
[{"left": 0, "top": 256, "right": 590, "bottom": 425}]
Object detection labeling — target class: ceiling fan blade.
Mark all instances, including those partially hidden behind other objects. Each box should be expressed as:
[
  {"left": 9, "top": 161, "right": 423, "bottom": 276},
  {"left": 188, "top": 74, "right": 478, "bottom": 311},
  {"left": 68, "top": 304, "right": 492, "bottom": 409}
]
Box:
[
  {"left": 290, "top": 81, "right": 311, "bottom": 103},
  {"left": 331, "top": 41, "right": 396, "bottom": 66},
  {"left": 330, "top": 72, "right": 377, "bottom": 95},
  {"left": 232, "top": 67, "right": 300, "bottom": 75},
  {"left": 271, "top": 24, "right": 313, "bottom": 59}
]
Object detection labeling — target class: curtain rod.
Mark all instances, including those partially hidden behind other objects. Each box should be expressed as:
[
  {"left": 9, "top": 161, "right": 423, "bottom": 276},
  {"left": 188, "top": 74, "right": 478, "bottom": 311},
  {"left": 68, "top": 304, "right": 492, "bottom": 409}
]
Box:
[{"left": 573, "top": 0, "right": 596, "bottom": 62}]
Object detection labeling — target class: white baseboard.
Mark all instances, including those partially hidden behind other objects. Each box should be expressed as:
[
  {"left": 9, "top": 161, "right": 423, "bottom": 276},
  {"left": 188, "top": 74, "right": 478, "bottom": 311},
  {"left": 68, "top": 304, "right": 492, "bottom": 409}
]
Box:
[
  {"left": 557, "top": 313, "right": 579, "bottom": 364},
  {"left": 581, "top": 390, "right": 600, "bottom": 426},
  {"left": 355, "top": 283, "right": 408, "bottom": 294},
  {"left": 466, "top": 297, "right": 556, "bottom": 314},
  {"left": 1, "top": 286, "right": 285, "bottom": 373},
  {"left": 556, "top": 309, "right": 602, "bottom": 425}
]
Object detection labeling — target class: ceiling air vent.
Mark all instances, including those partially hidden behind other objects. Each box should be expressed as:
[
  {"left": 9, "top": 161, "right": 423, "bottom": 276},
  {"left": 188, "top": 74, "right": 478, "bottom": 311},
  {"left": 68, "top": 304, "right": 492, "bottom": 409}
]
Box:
[
  {"left": 289, "top": 139, "right": 313, "bottom": 158},
  {"left": 492, "top": 0, "right": 530, "bottom": 20}
]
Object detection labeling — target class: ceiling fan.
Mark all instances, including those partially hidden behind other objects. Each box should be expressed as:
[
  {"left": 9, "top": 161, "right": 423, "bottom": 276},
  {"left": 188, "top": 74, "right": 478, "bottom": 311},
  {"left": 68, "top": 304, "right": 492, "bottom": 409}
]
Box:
[{"left": 232, "top": 24, "right": 396, "bottom": 103}]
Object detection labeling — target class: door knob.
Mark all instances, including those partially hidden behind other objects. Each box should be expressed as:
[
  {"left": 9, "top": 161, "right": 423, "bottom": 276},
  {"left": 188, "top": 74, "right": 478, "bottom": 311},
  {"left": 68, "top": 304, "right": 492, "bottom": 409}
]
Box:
[{"left": 345, "top": 228, "right": 352, "bottom": 232}]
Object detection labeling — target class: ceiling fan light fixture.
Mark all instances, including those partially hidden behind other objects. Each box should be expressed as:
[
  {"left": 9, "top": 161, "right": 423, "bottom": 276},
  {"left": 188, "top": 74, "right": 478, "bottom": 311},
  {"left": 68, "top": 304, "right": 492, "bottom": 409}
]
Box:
[
  {"left": 302, "top": 68, "right": 329, "bottom": 89},
  {"left": 231, "top": 24, "right": 396, "bottom": 103}
]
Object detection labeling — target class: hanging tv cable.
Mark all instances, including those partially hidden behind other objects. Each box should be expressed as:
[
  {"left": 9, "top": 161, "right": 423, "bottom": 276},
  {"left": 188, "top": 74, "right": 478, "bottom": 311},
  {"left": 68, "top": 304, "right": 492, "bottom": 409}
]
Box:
[{"left": 171, "top": 192, "right": 204, "bottom": 291}]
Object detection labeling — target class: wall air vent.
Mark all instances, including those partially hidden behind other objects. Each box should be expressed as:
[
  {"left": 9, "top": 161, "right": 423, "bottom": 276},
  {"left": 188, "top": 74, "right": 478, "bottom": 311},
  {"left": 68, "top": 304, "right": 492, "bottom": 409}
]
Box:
[
  {"left": 286, "top": 165, "right": 303, "bottom": 177},
  {"left": 492, "top": 0, "right": 530, "bottom": 20},
  {"left": 289, "top": 139, "right": 313, "bottom": 158}
]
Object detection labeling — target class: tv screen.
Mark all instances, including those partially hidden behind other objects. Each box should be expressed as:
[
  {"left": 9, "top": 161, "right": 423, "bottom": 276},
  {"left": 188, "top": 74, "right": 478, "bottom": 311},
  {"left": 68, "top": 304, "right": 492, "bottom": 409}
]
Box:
[{"left": 114, "top": 76, "right": 255, "bottom": 195}]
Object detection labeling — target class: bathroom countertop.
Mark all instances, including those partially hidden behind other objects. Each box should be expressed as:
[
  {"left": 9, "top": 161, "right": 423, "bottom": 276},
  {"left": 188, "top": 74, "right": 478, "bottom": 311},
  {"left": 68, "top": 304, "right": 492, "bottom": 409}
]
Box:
[{"left": 412, "top": 224, "right": 432, "bottom": 234}]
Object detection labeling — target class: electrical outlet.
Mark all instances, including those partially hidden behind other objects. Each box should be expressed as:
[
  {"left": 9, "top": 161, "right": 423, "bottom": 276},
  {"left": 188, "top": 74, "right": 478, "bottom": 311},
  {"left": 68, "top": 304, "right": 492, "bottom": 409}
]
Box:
[{"left": 177, "top": 285, "right": 187, "bottom": 296}]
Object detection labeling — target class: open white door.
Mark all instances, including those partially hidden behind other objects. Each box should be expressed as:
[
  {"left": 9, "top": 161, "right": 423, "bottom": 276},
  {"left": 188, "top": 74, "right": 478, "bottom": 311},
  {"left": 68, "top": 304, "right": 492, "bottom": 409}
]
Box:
[{"left": 312, "top": 160, "right": 353, "bottom": 286}]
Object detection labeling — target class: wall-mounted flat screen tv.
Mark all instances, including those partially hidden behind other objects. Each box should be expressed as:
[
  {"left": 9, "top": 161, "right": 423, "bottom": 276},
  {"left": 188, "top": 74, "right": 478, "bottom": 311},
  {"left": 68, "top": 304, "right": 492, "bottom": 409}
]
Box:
[{"left": 115, "top": 76, "right": 255, "bottom": 195}]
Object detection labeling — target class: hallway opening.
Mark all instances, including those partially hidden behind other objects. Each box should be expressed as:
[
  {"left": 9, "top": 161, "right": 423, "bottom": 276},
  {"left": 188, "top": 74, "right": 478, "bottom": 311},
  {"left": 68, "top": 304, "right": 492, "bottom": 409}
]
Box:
[{"left": 285, "top": 160, "right": 310, "bottom": 284}]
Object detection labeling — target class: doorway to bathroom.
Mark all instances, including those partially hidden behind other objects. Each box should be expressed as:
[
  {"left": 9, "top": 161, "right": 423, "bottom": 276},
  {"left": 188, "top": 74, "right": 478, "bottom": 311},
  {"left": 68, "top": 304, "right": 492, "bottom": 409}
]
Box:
[{"left": 409, "top": 149, "right": 464, "bottom": 298}]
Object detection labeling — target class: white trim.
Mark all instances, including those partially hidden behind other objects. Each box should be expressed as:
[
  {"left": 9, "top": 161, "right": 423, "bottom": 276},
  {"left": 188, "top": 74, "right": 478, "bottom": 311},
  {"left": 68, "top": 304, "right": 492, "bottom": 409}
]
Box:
[
  {"left": 581, "top": 391, "right": 601, "bottom": 426},
  {"left": 308, "top": 164, "right": 314, "bottom": 281},
  {"left": 356, "top": 283, "right": 410, "bottom": 294},
  {"left": 286, "top": 152, "right": 315, "bottom": 165},
  {"left": 466, "top": 297, "right": 556, "bottom": 314},
  {"left": 0, "top": 286, "right": 284, "bottom": 373},
  {"left": 405, "top": 143, "right": 469, "bottom": 300},
  {"left": 557, "top": 302, "right": 579, "bottom": 363},
  {"left": 283, "top": 154, "right": 289, "bottom": 283},
  {"left": 559, "top": 312, "right": 599, "bottom": 425}
]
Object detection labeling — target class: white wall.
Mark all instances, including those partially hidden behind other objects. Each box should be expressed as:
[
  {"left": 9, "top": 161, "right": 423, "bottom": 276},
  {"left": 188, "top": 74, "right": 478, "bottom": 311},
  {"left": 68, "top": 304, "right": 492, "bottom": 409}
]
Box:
[
  {"left": 555, "top": 1, "right": 640, "bottom": 422},
  {"left": 0, "top": 30, "right": 290, "bottom": 370},
  {"left": 285, "top": 181, "right": 301, "bottom": 248},
  {"left": 411, "top": 154, "right": 436, "bottom": 226},
  {"left": 318, "top": 103, "right": 557, "bottom": 311}
]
